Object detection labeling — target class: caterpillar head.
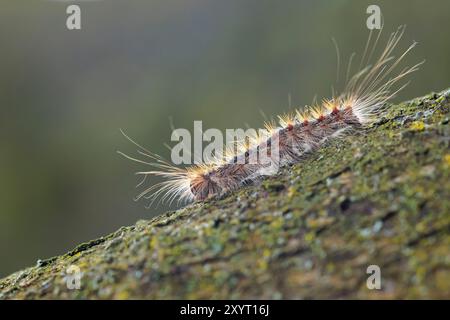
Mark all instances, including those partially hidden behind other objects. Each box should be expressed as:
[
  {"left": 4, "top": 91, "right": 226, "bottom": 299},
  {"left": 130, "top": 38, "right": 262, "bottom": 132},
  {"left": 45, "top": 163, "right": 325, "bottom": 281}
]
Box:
[{"left": 189, "top": 173, "right": 221, "bottom": 201}]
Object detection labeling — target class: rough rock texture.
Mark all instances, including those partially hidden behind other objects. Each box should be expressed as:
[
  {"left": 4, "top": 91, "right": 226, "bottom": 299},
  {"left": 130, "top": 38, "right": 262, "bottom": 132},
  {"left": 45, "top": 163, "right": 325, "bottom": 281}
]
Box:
[{"left": 1, "top": 89, "right": 449, "bottom": 299}]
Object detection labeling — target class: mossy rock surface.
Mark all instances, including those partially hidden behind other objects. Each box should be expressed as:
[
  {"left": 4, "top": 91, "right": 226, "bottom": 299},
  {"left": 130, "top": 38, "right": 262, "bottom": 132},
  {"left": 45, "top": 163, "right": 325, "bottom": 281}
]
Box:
[{"left": 1, "top": 89, "right": 450, "bottom": 299}]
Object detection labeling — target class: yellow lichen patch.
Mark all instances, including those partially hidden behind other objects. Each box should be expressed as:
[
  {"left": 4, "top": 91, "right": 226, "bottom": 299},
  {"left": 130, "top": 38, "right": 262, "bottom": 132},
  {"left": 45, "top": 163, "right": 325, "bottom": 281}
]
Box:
[
  {"left": 270, "top": 217, "right": 284, "bottom": 229},
  {"left": 115, "top": 290, "right": 130, "bottom": 300},
  {"left": 287, "top": 186, "right": 297, "bottom": 198},
  {"left": 256, "top": 259, "right": 268, "bottom": 271},
  {"left": 409, "top": 121, "right": 425, "bottom": 131},
  {"left": 262, "top": 248, "right": 271, "bottom": 259},
  {"left": 443, "top": 154, "right": 450, "bottom": 167},
  {"left": 255, "top": 249, "right": 272, "bottom": 271},
  {"left": 304, "top": 231, "right": 315, "bottom": 243}
]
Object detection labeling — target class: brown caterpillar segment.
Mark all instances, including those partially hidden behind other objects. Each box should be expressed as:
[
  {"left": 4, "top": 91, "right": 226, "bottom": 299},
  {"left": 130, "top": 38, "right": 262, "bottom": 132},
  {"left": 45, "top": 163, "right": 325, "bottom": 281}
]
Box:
[
  {"left": 189, "top": 104, "right": 360, "bottom": 201},
  {"left": 119, "top": 26, "right": 423, "bottom": 207}
]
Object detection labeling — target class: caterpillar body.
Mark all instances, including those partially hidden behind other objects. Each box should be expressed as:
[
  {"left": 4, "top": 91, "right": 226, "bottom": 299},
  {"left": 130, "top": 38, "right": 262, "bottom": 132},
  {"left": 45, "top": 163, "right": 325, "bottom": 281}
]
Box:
[{"left": 119, "top": 27, "right": 422, "bottom": 207}]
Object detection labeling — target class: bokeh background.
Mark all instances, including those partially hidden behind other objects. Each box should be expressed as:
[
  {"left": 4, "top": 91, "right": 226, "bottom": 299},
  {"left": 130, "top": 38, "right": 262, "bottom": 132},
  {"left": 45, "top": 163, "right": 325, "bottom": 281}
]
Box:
[{"left": 0, "top": 0, "right": 449, "bottom": 277}]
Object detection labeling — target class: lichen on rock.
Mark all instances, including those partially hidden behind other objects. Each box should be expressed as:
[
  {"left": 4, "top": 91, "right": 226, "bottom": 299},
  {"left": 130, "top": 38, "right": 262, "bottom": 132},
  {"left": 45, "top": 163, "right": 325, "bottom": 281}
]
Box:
[{"left": 1, "top": 89, "right": 449, "bottom": 299}]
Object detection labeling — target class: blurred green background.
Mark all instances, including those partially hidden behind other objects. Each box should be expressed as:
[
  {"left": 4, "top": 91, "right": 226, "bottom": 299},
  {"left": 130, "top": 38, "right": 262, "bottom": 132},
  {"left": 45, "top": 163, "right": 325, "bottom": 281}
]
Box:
[{"left": 0, "top": 0, "right": 449, "bottom": 277}]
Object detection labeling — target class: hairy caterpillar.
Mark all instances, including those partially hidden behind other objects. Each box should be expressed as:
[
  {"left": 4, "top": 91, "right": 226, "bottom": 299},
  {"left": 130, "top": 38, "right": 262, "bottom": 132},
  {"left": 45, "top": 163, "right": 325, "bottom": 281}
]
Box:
[{"left": 118, "top": 26, "right": 422, "bottom": 207}]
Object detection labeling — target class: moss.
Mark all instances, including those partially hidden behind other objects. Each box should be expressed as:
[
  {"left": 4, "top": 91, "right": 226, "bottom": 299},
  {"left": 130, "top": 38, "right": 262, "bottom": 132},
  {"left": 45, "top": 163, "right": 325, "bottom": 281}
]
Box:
[{"left": 1, "top": 88, "right": 449, "bottom": 299}]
